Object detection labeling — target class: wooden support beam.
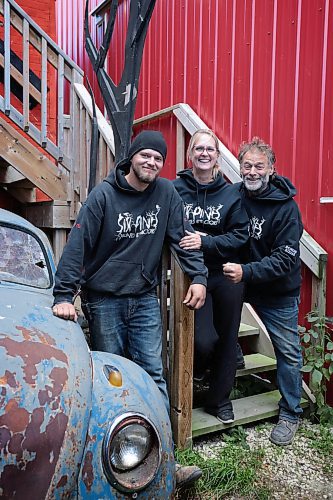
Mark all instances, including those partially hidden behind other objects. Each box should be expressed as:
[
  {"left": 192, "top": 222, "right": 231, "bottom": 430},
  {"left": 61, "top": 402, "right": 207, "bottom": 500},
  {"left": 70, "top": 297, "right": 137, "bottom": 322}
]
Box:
[
  {"left": 53, "top": 228, "right": 67, "bottom": 264},
  {"left": 0, "top": 117, "right": 67, "bottom": 200},
  {"left": 6, "top": 186, "right": 37, "bottom": 203},
  {"left": 24, "top": 200, "right": 71, "bottom": 229},
  {"left": 169, "top": 251, "right": 194, "bottom": 449},
  {"left": 0, "top": 164, "right": 25, "bottom": 183}
]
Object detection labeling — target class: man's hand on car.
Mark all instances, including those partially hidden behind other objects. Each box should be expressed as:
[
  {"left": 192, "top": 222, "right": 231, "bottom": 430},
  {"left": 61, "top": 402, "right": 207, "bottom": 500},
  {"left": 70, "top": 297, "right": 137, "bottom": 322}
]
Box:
[{"left": 52, "top": 302, "right": 78, "bottom": 322}]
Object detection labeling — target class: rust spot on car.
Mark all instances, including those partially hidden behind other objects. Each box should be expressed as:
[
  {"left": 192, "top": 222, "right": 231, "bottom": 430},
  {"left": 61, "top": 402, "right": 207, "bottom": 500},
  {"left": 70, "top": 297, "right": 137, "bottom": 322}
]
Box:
[
  {"left": 8, "top": 432, "right": 24, "bottom": 457},
  {"left": 0, "top": 427, "right": 11, "bottom": 452},
  {"left": 0, "top": 370, "right": 18, "bottom": 388},
  {"left": 0, "top": 399, "right": 29, "bottom": 433},
  {"left": 18, "top": 326, "right": 56, "bottom": 346},
  {"left": 0, "top": 329, "right": 68, "bottom": 386},
  {"left": 82, "top": 450, "right": 94, "bottom": 491},
  {"left": 56, "top": 475, "right": 68, "bottom": 488},
  {"left": 0, "top": 408, "right": 69, "bottom": 498},
  {"left": 38, "top": 367, "right": 68, "bottom": 405},
  {"left": 86, "top": 434, "right": 97, "bottom": 444},
  {"left": 120, "top": 389, "right": 129, "bottom": 399}
]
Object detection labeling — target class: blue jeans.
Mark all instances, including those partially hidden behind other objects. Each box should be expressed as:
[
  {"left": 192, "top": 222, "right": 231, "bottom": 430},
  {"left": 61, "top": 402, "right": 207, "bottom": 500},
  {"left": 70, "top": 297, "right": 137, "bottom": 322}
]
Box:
[
  {"left": 85, "top": 290, "right": 170, "bottom": 413},
  {"left": 255, "top": 298, "right": 303, "bottom": 422}
]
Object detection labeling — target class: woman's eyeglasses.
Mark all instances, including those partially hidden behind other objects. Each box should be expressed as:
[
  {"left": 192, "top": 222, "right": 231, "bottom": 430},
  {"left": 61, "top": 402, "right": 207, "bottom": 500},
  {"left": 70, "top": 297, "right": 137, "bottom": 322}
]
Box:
[{"left": 193, "top": 146, "right": 217, "bottom": 154}]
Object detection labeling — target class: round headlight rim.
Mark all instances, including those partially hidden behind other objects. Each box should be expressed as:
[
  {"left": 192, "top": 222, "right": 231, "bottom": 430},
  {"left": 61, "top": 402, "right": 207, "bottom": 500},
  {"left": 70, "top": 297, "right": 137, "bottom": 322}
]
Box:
[{"left": 102, "top": 411, "right": 162, "bottom": 493}]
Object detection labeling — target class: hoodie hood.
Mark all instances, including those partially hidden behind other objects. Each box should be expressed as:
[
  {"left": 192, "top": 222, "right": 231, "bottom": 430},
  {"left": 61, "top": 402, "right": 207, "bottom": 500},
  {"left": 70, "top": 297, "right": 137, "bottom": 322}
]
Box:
[
  {"left": 174, "top": 170, "right": 228, "bottom": 231},
  {"left": 104, "top": 162, "right": 157, "bottom": 196},
  {"left": 173, "top": 168, "right": 249, "bottom": 269},
  {"left": 241, "top": 174, "right": 297, "bottom": 202},
  {"left": 176, "top": 168, "right": 227, "bottom": 193}
]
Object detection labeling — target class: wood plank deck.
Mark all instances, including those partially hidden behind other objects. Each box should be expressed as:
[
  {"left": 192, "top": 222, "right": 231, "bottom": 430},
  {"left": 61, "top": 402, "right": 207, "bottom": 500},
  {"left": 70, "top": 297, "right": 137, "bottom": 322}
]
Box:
[{"left": 192, "top": 390, "right": 309, "bottom": 438}]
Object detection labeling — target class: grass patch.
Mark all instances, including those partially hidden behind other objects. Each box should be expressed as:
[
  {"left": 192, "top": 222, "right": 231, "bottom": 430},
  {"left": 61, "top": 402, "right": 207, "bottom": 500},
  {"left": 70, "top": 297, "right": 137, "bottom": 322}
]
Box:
[{"left": 175, "top": 442, "right": 271, "bottom": 499}]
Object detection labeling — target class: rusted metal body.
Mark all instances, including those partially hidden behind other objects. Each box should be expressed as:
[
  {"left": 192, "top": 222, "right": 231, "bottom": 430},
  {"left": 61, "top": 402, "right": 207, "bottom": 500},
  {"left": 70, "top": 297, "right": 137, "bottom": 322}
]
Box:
[{"left": 0, "top": 208, "right": 174, "bottom": 498}]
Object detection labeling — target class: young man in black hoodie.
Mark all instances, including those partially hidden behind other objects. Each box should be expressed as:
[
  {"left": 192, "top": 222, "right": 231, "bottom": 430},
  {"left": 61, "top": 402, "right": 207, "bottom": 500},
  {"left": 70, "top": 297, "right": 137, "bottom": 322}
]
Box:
[
  {"left": 223, "top": 137, "right": 303, "bottom": 446},
  {"left": 52, "top": 130, "right": 207, "bottom": 487}
]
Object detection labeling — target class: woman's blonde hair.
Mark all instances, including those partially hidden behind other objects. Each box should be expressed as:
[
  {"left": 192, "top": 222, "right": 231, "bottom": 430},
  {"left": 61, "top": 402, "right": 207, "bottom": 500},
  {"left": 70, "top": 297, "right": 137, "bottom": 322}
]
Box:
[{"left": 186, "top": 129, "right": 221, "bottom": 179}]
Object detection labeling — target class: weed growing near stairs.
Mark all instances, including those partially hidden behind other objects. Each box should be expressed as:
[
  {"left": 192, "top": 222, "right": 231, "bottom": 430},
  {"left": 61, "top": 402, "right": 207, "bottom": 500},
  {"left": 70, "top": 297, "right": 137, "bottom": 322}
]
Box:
[{"left": 298, "top": 312, "right": 333, "bottom": 422}]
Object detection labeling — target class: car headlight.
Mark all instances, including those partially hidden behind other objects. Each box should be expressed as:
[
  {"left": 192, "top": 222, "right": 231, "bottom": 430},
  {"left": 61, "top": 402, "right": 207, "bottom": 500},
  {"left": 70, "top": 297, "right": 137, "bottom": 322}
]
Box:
[{"left": 102, "top": 413, "right": 161, "bottom": 493}]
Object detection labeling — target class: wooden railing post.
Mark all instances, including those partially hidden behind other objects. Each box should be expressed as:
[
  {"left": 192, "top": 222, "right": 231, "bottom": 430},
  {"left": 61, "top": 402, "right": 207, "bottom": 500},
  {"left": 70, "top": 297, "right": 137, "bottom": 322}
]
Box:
[{"left": 168, "top": 251, "right": 194, "bottom": 449}]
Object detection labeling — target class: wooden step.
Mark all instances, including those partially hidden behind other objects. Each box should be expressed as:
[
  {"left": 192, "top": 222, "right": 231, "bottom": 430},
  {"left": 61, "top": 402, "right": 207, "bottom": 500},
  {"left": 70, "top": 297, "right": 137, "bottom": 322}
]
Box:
[
  {"left": 236, "top": 353, "right": 276, "bottom": 377},
  {"left": 192, "top": 390, "right": 309, "bottom": 438},
  {"left": 238, "top": 323, "right": 259, "bottom": 337}
]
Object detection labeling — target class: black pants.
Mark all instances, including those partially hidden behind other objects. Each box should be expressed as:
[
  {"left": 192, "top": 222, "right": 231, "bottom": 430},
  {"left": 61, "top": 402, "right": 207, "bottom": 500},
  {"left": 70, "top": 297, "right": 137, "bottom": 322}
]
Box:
[{"left": 194, "top": 271, "right": 244, "bottom": 412}]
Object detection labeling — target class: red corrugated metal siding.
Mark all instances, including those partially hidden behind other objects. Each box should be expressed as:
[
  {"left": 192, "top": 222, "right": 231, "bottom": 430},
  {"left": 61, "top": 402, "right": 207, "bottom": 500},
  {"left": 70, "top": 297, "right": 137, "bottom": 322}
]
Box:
[{"left": 57, "top": 0, "right": 333, "bottom": 323}]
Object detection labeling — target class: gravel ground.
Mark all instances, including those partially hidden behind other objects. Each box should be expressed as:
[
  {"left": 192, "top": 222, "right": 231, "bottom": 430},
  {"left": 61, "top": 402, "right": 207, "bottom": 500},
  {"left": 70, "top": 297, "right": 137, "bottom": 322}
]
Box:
[{"left": 193, "top": 419, "right": 333, "bottom": 499}]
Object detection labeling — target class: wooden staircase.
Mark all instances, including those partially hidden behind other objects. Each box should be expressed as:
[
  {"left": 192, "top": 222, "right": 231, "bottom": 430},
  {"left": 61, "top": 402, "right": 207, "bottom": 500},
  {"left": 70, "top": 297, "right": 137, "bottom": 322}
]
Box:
[
  {"left": 192, "top": 321, "right": 309, "bottom": 438},
  {"left": 0, "top": 0, "right": 115, "bottom": 261}
]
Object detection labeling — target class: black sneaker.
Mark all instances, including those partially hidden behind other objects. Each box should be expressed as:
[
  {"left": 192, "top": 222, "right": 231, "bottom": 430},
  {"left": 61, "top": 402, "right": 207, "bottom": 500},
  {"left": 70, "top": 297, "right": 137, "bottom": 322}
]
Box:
[
  {"left": 205, "top": 407, "right": 235, "bottom": 424},
  {"left": 216, "top": 409, "right": 235, "bottom": 424}
]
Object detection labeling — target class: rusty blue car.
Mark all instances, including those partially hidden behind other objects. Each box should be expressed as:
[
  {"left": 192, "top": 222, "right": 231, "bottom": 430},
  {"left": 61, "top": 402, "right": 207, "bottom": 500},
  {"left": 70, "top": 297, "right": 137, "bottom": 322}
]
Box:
[{"left": 0, "top": 209, "right": 174, "bottom": 498}]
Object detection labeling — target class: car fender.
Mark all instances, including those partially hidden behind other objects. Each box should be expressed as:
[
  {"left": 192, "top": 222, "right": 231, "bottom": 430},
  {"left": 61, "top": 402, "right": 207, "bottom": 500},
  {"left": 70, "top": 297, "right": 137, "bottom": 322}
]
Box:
[{"left": 78, "top": 352, "right": 175, "bottom": 499}]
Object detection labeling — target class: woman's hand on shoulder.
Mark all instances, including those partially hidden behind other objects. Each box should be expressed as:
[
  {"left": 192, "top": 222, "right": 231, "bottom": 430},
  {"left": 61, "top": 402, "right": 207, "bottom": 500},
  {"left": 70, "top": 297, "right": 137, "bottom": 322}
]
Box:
[{"left": 179, "top": 230, "right": 202, "bottom": 250}]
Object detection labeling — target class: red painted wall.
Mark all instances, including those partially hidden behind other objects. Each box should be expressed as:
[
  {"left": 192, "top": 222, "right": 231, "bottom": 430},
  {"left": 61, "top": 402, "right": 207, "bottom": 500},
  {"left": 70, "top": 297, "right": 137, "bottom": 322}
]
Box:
[
  {"left": 56, "top": 0, "right": 333, "bottom": 325},
  {"left": 0, "top": 0, "right": 57, "bottom": 204}
]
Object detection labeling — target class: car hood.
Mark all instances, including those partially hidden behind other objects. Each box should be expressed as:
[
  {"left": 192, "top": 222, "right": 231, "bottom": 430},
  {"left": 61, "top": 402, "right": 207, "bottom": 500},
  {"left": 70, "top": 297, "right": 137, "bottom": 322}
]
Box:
[{"left": 0, "top": 286, "right": 92, "bottom": 498}]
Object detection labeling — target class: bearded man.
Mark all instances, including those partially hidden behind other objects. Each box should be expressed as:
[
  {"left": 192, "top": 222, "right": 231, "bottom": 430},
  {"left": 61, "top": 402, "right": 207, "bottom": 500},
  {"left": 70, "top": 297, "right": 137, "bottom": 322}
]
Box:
[{"left": 223, "top": 137, "right": 304, "bottom": 446}]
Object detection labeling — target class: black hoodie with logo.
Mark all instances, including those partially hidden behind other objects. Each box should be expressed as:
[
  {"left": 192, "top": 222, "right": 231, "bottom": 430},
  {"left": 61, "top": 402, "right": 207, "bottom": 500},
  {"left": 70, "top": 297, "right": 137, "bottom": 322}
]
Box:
[
  {"left": 234, "top": 175, "right": 303, "bottom": 305},
  {"left": 53, "top": 164, "right": 208, "bottom": 305},
  {"left": 173, "top": 169, "right": 249, "bottom": 271}
]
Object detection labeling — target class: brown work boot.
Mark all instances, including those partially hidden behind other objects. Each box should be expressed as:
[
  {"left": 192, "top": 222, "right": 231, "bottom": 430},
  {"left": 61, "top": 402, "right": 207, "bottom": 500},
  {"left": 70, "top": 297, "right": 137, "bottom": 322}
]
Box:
[{"left": 175, "top": 463, "right": 202, "bottom": 489}]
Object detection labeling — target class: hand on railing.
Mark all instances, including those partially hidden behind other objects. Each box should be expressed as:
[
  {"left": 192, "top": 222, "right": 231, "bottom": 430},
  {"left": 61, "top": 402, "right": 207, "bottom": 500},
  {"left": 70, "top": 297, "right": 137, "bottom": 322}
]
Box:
[{"left": 183, "top": 284, "right": 206, "bottom": 310}]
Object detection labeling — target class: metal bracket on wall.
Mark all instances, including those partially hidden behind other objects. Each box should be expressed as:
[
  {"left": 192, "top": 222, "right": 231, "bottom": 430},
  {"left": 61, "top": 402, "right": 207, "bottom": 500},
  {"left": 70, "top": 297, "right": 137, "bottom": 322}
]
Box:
[{"left": 320, "top": 198, "right": 333, "bottom": 204}]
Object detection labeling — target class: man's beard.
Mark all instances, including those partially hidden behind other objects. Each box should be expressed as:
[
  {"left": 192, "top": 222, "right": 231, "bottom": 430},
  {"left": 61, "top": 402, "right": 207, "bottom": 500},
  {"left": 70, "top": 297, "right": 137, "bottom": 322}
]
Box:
[
  {"left": 243, "top": 173, "right": 270, "bottom": 195},
  {"left": 132, "top": 165, "right": 158, "bottom": 184}
]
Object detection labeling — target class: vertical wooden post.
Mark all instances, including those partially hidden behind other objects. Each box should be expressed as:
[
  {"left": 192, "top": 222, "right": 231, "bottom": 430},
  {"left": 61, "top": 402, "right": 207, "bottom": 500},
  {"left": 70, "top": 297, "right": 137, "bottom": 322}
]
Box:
[
  {"left": 160, "top": 247, "right": 169, "bottom": 381},
  {"left": 169, "top": 251, "right": 194, "bottom": 449},
  {"left": 53, "top": 229, "right": 67, "bottom": 265},
  {"left": 22, "top": 18, "right": 30, "bottom": 131},
  {"left": 176, "top": 120, "right": 185, "bottom": 172},
  {"left": 41, "top": 37, "right": 48, "bottom": 147},
  {"left": 311, "top": 256, "right": 327, "bottom": 317}
]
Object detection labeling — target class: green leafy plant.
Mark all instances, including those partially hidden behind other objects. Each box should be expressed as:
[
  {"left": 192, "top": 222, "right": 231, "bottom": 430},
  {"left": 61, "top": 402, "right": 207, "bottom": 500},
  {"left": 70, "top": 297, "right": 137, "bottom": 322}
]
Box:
[{"left": 299, "top": 312, "right": 333, "bottom": 420}]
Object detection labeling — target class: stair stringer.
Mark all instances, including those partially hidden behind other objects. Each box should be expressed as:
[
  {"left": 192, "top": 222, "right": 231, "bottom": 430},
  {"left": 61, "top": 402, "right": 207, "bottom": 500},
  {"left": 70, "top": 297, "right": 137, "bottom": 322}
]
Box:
[
  {"left": 241, "top": 302, "right": 314, "bottom": 405},
  {"left": 0, "top": 116, "right": 68, "bottom": 201}
]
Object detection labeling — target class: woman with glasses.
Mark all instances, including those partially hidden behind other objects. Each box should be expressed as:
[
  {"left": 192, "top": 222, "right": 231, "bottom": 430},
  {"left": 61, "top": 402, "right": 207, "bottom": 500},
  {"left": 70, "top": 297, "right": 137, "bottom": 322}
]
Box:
[{"left": 173, "top": 128, "right": 249, "bottom": 424}]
